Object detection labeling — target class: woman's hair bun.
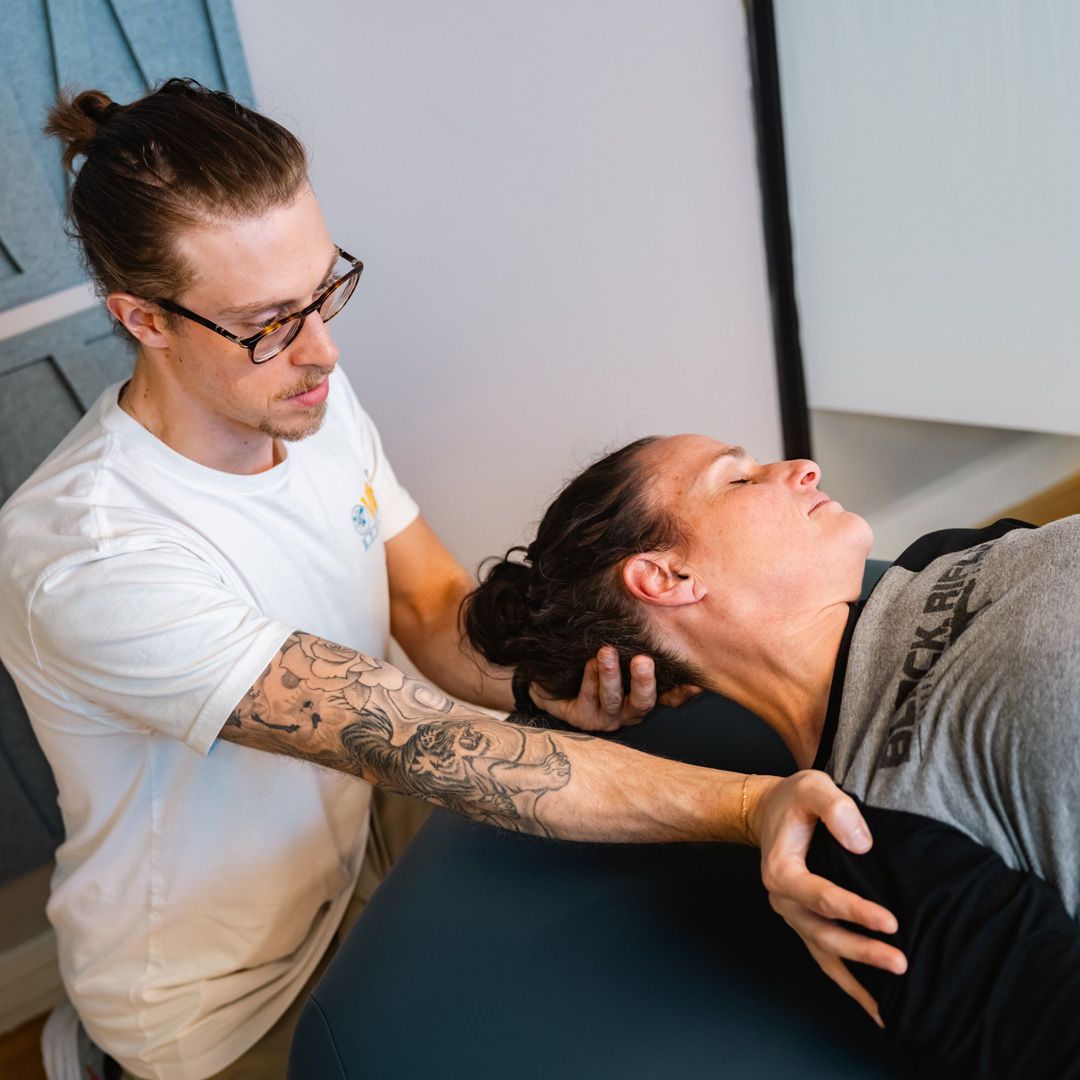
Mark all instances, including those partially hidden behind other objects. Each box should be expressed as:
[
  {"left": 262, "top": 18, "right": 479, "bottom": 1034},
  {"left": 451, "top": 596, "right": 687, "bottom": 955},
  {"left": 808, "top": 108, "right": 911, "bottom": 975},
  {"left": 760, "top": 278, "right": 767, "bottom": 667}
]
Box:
[
  {"left": 44, "top": 89, "right": 121, "bottom": 173},
  {"left": 464, "top": 550, "right": 535, "bottom": 671}
]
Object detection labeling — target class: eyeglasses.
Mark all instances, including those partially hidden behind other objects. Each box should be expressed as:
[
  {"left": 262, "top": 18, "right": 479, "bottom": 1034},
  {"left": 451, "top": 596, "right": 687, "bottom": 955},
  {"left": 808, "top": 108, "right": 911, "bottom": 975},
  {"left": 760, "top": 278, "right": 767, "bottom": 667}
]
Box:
[{"left": 152, "top": 247, "right": 363, "bottom": 364}]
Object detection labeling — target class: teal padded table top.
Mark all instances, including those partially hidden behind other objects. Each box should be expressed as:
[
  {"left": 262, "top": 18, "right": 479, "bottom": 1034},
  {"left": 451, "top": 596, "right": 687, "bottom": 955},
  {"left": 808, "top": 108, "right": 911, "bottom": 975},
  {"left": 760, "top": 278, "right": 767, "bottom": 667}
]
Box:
[
  {"left": 289, "top": 711, "right": 912, "bottom": 1078},
  {"left": 289, "top": 562, "right": 908, "bottom": 1079}
]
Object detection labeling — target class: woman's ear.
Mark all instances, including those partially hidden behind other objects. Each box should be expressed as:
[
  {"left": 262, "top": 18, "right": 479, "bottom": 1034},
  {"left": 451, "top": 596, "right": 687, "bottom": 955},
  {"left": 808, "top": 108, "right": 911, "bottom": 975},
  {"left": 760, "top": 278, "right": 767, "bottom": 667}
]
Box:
[
  {"left": 623, "top": 553, "right": 707, "bottom": 608},
  {"left": 106, "top": 292, "right": 173, "bottom": 351}
]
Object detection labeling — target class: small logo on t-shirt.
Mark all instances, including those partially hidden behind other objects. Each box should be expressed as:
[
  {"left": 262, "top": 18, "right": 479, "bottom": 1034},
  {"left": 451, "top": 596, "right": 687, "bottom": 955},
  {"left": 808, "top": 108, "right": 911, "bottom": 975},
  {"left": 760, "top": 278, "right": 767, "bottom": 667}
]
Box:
[{"left": 352, "top": 475, "right": 380, "bottom": 550}]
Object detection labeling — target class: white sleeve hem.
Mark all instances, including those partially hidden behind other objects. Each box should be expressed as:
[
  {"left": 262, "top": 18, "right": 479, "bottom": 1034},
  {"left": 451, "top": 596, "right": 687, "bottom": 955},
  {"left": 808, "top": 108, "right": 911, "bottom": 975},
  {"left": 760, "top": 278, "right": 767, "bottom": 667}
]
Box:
[
  {"left": 381, "top": 500, "right": 420, "bottom": 544},
  {"left": 187, "top": 622, "right": 295, "bottom": 757}
]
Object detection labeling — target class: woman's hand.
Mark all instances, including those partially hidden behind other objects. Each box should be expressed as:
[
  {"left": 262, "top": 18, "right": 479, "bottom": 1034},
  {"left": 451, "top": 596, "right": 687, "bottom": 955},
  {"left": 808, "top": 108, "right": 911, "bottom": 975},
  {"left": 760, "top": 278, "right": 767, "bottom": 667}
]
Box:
[
  {"left": 745, "top": 770, "right": 908, "bottom": 1027},
  {"left": 530, "top": 646, "right": 701, "bottom": 732}
]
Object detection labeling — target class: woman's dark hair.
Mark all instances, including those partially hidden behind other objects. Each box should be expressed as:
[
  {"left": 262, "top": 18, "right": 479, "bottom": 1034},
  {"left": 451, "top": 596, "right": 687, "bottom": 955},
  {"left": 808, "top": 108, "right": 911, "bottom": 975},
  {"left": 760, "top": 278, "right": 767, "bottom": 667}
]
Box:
[
  {"left": 44, "top": 78, "right": 309, "bottom": 307},
  {"left": 465, "top": 437, "right": 705, "bottom": 702}
]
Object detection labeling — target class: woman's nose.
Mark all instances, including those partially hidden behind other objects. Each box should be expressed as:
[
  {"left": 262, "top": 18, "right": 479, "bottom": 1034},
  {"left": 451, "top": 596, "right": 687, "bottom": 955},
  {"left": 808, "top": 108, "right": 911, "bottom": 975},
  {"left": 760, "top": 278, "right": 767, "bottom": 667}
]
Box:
[{"left": 779, "top": 458, "right": 820, "bottom": 488}]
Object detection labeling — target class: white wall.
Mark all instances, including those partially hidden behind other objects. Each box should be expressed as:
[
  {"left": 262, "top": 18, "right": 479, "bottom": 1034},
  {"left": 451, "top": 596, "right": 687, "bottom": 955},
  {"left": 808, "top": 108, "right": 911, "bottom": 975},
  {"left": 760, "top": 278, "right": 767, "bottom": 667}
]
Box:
[
  {"left": 775, "top": 1, "right": 1080, "bottom": 436},
  {"left": 232, "top": 0, "right": 781, "bottom": 570},
  {"left": 811, "top": 409, "right": 1080, "bottom": 559}
]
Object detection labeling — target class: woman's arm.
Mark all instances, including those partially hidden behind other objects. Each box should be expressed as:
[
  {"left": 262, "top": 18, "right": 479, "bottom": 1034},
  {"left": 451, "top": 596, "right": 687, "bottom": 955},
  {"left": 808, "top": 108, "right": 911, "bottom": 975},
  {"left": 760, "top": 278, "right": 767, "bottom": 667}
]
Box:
[{"left": 807, "top": 798, "right": 1080, "bottom": 1076}]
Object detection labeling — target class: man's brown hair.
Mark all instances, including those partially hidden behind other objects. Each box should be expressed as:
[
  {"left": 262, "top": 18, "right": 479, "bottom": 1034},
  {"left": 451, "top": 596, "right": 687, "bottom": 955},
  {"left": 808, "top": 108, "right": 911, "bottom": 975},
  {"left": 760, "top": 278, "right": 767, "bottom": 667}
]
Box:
[{"left": 44, "top": 78, "right": 309, "bottom": 308}]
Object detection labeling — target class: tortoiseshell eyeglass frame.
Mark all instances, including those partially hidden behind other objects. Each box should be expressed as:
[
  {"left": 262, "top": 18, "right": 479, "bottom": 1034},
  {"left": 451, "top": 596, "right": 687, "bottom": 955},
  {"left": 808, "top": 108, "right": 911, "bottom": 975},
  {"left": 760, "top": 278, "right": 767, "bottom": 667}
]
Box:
[{"left": 151, "top": 247, "right": 363, "bottom": 364}]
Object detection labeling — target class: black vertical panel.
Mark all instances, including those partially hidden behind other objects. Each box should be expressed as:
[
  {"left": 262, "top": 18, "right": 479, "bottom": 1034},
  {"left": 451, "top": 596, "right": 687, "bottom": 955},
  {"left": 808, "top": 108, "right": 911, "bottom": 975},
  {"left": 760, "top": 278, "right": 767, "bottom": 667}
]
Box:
[{"left": 745, "top": 0, "right": 812, "bottom": 461}]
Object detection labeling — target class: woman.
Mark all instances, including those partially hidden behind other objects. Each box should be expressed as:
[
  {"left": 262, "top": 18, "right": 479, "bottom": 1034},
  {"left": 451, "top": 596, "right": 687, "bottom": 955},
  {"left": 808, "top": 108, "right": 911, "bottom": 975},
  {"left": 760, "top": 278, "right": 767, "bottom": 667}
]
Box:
[{"left": 466, "top": 433, "right": 1080, "bottom": 1075}]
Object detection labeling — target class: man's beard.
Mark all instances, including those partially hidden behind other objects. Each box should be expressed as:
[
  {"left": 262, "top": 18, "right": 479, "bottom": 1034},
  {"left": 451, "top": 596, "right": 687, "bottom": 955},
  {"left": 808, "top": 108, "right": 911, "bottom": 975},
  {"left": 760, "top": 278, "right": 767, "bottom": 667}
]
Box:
[
  {"left": 259, "top": 371, "right": 331, "bottom": 441},
  {"left": 258, "top": 402, "right": 327, "bottom": 442}
]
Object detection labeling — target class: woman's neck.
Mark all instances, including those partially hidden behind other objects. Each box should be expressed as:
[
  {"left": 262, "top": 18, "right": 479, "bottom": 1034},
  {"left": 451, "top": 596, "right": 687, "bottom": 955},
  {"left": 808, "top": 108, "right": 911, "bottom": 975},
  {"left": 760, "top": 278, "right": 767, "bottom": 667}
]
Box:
[{"left": 686, "top": 601, "right": 852, "bottom": 770}]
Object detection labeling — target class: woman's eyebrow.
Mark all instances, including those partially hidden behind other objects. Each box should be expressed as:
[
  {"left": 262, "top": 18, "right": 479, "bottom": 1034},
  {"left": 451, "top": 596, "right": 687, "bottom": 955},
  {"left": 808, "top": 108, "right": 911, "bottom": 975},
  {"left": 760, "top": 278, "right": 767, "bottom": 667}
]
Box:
[{"left": 707, "top": 446, "right": 746, "bottom": 469}]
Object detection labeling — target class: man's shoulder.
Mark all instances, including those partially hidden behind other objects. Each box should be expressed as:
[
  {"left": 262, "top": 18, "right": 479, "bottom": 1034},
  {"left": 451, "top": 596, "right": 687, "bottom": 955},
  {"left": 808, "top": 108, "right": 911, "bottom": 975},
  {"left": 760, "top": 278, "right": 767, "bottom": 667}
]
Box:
[{"left": 0, "top": 386, "right": 143, "bottom": 603}]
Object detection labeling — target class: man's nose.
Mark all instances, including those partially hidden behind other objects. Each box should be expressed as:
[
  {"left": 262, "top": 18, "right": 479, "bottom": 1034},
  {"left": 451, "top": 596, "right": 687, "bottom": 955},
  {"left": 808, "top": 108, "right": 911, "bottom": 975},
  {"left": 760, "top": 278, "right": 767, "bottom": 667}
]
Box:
[{"left": 288, "top": 311, "right": 340, "bottom": 369}]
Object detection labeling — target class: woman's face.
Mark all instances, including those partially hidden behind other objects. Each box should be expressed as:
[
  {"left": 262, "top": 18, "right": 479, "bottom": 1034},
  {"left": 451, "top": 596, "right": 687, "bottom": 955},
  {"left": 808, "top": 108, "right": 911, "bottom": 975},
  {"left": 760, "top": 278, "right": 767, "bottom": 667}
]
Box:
[{"left": 640, "top": 434, "right": 873, "bottom": 616}]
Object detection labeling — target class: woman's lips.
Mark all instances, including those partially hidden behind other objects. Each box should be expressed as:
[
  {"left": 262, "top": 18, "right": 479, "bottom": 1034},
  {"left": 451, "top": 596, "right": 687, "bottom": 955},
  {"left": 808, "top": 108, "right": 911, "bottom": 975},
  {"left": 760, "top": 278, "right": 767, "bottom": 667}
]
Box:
[{"left": 809, "top": 493, "right": 835, "bottom": 515}]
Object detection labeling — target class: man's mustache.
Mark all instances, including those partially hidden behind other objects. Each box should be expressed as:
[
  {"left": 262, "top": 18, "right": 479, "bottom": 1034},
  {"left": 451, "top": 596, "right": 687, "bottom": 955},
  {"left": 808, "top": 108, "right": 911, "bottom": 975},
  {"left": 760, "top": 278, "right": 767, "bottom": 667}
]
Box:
[{"left": 277, "top": 370, "right": 332, "bottom": 400}]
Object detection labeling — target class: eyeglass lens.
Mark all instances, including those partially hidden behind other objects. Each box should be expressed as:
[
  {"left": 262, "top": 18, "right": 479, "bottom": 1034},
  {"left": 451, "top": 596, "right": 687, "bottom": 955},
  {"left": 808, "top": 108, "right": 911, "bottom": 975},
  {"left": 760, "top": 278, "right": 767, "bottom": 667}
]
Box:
[{"left": 251, "top": 269, "right": 359, "bottom": 363}]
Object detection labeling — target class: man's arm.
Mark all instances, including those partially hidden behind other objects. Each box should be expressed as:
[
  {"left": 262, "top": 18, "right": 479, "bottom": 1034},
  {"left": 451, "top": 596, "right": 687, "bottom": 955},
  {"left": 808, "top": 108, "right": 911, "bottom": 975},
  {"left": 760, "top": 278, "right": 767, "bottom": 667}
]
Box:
[
  {"left": 222, "top": 629, "right": 744, "bottom": 841},
  {"left": 384, "top": 516, "right": 515, "bottom": 710},
  {"left": 220, "top": 632, "right": 906, "bottom": 989}
]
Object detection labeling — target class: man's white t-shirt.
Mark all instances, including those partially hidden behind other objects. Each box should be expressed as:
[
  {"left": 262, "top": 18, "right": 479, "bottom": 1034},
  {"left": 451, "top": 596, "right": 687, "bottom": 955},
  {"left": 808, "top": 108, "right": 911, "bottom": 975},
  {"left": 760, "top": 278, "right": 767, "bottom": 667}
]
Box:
[{"left": 0, "top": 369, "right": 418, "bottom": 1080}]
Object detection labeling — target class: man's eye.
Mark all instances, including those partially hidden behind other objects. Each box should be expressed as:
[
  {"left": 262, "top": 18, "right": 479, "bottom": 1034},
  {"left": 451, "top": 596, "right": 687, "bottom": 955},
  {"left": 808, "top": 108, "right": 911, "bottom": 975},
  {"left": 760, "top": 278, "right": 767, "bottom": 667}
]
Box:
[{"left": 730, "top": 477, "right": 753, "bottom": 486}]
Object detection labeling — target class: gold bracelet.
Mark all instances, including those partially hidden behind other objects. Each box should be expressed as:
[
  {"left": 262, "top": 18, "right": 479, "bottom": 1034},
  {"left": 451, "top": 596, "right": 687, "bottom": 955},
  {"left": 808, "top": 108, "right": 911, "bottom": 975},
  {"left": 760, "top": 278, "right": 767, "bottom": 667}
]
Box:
[{"left": 740, "top": 774, "right": 755, "bottom": 844}]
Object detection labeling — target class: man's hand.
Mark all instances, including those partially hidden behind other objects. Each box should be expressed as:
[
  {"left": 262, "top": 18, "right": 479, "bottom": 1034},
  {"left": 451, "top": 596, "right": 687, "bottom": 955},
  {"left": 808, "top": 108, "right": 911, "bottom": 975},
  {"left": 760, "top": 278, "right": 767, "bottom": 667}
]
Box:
[
  {"left": 745, "top": 771, "right": 908, "bottom": 1027},
  {"left": 530, "top": 646, "right": 701, "bottom": 732}
]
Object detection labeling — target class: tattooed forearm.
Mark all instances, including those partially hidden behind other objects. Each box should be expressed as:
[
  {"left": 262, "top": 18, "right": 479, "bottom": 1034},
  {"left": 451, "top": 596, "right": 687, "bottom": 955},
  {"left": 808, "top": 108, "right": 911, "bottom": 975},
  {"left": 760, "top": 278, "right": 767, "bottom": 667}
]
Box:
[
  {"left": 221, "top": 632, "right": 742, "bottom": 844},
  {"left": 227, "top": 687, "right": 299, "bottom": 733},
  {"left": 221, "top": 632, "right": 572, "bottom": 837}
]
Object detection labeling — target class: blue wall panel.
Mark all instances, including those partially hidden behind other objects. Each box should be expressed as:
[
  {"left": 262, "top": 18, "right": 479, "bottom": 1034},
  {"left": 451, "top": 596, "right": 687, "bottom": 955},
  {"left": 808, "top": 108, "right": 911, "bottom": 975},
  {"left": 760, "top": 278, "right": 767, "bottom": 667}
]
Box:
[{"left": 0, "top": 0, "right": 254, "bottom": 313}]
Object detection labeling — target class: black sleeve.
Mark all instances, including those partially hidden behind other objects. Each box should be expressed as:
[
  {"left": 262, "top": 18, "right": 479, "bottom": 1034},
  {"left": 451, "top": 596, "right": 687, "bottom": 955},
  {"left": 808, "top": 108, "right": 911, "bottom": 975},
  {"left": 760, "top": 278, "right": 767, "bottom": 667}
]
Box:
[
  {"left": 807, "top": 800, "right": 1080, "bottom": 1078},
  {"left": 892, "top": 518, "right": 1035, "bottom": 573}
]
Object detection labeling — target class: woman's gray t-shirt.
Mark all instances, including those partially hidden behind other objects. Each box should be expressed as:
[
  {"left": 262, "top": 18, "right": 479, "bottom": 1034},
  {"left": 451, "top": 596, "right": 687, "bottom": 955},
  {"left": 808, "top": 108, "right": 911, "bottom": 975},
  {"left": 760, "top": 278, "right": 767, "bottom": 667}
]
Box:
[{"left": 826, "top": 515, "right": 1080, "bottom": 915}]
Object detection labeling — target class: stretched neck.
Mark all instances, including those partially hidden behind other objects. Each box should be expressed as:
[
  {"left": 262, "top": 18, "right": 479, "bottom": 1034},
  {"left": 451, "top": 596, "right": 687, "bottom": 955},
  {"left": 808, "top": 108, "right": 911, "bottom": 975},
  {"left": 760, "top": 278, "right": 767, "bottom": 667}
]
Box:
[{"left": 679, "top": 600, "right": 852, "bottom": 770}]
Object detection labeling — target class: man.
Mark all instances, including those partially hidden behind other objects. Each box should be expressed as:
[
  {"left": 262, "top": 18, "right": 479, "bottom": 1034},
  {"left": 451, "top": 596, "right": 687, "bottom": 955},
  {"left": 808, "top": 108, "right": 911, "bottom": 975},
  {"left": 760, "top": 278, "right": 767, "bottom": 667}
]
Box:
[{"left": 0, "top": 80, "right": 895, "bottom": 1079}]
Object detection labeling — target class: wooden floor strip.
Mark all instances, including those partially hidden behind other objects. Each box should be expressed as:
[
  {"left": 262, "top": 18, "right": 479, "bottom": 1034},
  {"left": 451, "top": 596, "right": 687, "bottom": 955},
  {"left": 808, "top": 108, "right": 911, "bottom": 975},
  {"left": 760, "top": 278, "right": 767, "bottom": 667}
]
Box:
[
  {"left": 985, "top": 469, "right": 1080, "bottom": 526},
  {"left": 0, "top": 1012, "right": 47, "bottom": 1080}
]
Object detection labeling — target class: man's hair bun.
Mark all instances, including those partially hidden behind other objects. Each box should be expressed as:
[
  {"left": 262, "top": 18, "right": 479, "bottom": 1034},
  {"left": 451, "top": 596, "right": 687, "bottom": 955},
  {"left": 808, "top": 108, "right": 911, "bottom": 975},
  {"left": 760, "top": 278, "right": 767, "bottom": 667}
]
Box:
[{"left": 44, "top": 89, "right": 121, "bottom": 173}]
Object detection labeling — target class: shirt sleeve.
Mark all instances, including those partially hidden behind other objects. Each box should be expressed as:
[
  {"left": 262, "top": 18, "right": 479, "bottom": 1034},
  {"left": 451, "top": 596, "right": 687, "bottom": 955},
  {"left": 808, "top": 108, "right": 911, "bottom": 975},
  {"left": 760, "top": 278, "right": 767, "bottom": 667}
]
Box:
[
  {"left": 807, "top": 799, "right": 1080, "bottom": 1078},
  {"left": 28, "top": 544, "right": 293, "bottom": 756}
]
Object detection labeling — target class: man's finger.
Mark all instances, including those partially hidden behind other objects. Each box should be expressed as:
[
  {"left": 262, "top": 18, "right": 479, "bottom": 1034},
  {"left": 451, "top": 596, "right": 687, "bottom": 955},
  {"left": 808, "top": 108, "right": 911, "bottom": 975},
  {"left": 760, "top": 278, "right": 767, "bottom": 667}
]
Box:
[
  {"left": 626, "top": 656, "right": 656, "bottom": 718},
  {"left": 791, "top": 907, "right": 907, "bottom": 975},
  {"left": 596, "top": 646, "right": 624, "bottom": 717},
  {"left": 657, "top": 684, "right": 702, "bottom": 708},
  {"left": 576, "top": 658, "right": 600, "bottom": 711},
  {"left": 530, "top": 662, "right": 597, "bottom": 723},
  {"left": 817, "top": 788, "right": 873, "bottom": 854},
  {"left": 776, "top": 868, "right": 898, "bottom": 936},
  {"left": 808, "top": 945, "right": 884, "bottom": 1027}
]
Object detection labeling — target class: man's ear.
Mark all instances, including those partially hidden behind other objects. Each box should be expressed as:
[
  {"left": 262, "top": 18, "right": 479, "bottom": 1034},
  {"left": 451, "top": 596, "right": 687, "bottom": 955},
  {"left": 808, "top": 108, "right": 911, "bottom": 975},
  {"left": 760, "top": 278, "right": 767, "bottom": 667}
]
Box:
[
  {"left": 623, "top": 553, "right": 707, "bottom": 608},
  {"left": 106, "top": 293, "right": 173, "bottom": 351}
]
